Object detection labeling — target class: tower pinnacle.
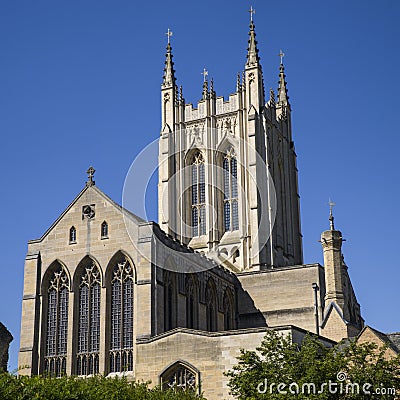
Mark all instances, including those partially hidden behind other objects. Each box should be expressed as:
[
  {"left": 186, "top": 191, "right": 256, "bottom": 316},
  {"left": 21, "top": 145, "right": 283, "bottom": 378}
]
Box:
[
  {"left": 246, "top": 19, "right": 260, "bottom": 68},
  {"left": 162, "top": 30, "right": 176, "bottom": 89},
  {"left": 329, "top": 199, "right": 336, "bottom": 231},
  {"left": 277, "top": 51, "right": 290, "bottom": 107}
]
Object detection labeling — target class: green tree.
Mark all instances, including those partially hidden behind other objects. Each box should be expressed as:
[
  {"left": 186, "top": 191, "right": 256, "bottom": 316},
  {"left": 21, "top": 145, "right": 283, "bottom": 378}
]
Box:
[
  {"left": 0, "top": 373, "right": 206, "bottom": 400},
  {"left": 225, "top": 330, "right": 400, "bottom": 399}
]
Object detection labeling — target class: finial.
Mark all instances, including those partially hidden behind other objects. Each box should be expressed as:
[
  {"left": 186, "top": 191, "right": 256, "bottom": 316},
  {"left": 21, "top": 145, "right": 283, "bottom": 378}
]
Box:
[
  {"left": 248, "top": 6, "right": 256, "bottom": 22},
  {"left": 237, "top": 72, "right": 241, "bottom": 91},
  {"left": 201, "top": 67, "right": 208, "bottom": 83},
  {"left": 166, "top": 28, "right": 173, "bottom": 45},
  {"left": 279, "top": 49, "right": 285, "bottom": 65},
  {"left": 86, "top": 166, "right": 96, "bottom": 187},
  {"left": 210, "top": 78, "right": 216, "bottom": 97},
  {"left": 269, "top": 88, "right": 276, "bottom": 105},
  {"left": 179, "top": 85, "right": 184, "bottom": 103},
  {"left": 328, "top": 199, "right": 336, "bottom": 230}
]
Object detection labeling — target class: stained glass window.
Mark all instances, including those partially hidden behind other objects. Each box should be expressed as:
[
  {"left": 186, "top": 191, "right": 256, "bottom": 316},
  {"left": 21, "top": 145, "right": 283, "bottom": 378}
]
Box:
[
  {"left": 76, "top": 263, "right": 101, "bottom": 375},
  {"left": 110, "top": 258, "right": 134, "bottom": 373},
  {"left": 44, "top": 263, "right": 69, "bottom": 377},
  {"left": 223, "top": 149, "right": 239, "bottom": 232},
  {"left": 191, "top": 152, "right": 206, "bottom": 237},
  {"left": 161, "top": 362, "right": 198, "bottom": 392}
]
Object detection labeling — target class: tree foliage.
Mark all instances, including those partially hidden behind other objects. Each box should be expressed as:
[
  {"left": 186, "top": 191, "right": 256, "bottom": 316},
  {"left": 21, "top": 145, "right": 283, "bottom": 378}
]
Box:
[
  {"left": 0, "top": 373, "right": 206, "bottom": 400},
  {"left": 226, "top": 330, "right": 400, "bottom": 399}
]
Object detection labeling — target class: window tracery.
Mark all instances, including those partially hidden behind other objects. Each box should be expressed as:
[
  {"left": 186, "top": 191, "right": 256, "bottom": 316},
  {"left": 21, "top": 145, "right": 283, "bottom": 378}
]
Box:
[
  {"left": 161, "top": 363, "right": 197, "bottom": 392},
  {"left": 44, "top": 264, "right": 69, "bottom": 377},
  {"left": 223, "top": 148, "right": 239, "bottom": 232},
  {"left": 191, "top": 152, "right": 206, "bottom": 236},
  {"left": 109, "top": 258, "right": 134, "bottom": 373},
  {"left": 76, "top": 263, "right": 101, "bottom": 375}
]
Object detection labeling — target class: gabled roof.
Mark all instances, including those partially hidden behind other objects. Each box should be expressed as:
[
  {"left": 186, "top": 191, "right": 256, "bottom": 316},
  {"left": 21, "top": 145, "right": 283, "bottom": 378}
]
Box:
[
  {"left": 28, "top": 184, "right": 146, "bottom": 244},
  {"left": 387, "top": 333, "right": 400, "bottom": 352},
  {"left": 320, "top": 301, "right": 349, "bottom": 329},
  {"left": 358, "top": 326, "right": 400, "bottom": 354}
]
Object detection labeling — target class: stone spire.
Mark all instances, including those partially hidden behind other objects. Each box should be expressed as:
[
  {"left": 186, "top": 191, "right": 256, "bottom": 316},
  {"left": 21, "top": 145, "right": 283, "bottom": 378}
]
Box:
[
  {"left": 277, "top": 51, "right": 290, "bottom": 107},
  {"left": 162, "top": 32, "right": 176, "bottom": 89},
  {"left": 246, "top": 20, "right": 260, "bottom": 68}
]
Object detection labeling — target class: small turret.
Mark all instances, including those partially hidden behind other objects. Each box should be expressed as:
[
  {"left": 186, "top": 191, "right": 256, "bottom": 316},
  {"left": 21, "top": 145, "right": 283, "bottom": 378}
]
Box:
[{"left": 321, "top": 201, "right": 345, "bottom": 310}]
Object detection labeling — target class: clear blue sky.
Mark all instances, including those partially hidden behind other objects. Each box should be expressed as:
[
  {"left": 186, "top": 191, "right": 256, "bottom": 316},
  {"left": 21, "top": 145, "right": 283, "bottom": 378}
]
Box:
[{"left": 1, "top": 0, "right": 399, "bottom": 372}]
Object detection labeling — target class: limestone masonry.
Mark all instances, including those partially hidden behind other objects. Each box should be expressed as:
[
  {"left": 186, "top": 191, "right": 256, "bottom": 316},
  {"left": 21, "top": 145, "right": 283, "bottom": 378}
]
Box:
[{"left": 19, "top": 14, "right": 366, "bottom": 399}]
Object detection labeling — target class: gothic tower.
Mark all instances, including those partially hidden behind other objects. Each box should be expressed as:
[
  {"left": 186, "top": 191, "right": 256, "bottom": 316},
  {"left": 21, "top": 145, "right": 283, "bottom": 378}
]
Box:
[{"left": 158, "top": 19, "right": 303, "bottom": 271}]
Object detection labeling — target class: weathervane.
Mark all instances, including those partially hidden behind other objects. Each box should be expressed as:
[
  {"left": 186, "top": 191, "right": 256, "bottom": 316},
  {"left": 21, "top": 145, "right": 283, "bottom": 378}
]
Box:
[
  {"left": 249, "top": 6, "right": 256, "bottom": 22},
  {"left": 166, "top": 28, "right": 173, "bottom": 44},
  {"left": 279, "top": 49, "right": 285, "bottom": 65},
  {"left": 201, "top": 67, "right": 208, "bottom": 82},
  {"left": 328, "top": 198, "right": 336, "bottom": 230}
]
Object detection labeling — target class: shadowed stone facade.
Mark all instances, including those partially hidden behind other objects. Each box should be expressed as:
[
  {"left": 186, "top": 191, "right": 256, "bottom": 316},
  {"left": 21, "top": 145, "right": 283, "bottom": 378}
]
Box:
[
  {"left": 19, "top": 15, "right": 365, "bottom": 400},
  {"left": 0, "top": 322, "right": 13, "bottom": 371}
]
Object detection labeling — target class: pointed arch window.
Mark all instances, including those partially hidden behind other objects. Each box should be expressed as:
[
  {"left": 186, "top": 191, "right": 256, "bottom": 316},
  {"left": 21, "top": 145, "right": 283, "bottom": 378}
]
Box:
[
  {"left": 110, "top": 258, "right": 134, "bottom": 373},
  {"left": 160, "top": 362, "right": 199, "bottom": 392},
  {"left": 186, "top": 276, "right": 198, "bottom": 329},
  {"left": 164, "top": 272, "right": 176, "bottom": 331},
  {"left": 223, "top": 149, "right": 239, "bottom": 232},
  {"left": 191, "top": 152, "right": 206, "bottom": 237},
  {"left": 69, "top": 226, "right": 76, "bottom": 243},
  {"left": 76, "top": 263, "right": 101, "bottom": 375},
  {"left": 206, "top": 279, "right": 217, "bottom": 332},
  {"left": 44, "top": 263, "right": 69, "bottom": 377},
  {"left": 223, "top": 289, "right": 235, "bottom": 330},
  {"left": 101, "top": 221, "right": 108, "bottom": 239}
]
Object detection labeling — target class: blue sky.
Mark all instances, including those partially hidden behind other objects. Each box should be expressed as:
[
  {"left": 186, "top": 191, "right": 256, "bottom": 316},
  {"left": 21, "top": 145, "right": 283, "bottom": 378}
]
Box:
[{"left": 1, "top": 0, "right": 399, "bottom": 371}]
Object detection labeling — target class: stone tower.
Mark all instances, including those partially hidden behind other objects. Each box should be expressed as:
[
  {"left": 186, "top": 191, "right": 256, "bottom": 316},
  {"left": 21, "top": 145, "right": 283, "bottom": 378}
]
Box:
[
  {"left": 158, "top": 20, "right": 303, "bottom": 271},
  {"left": 320, "top": 206, "right": 363, "bottom": 340}
]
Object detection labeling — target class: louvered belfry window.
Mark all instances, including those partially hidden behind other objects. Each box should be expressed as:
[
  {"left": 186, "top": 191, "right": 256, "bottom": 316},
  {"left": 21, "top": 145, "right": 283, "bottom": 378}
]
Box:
[
  {"left": 191, "top": 152, "right": 206, "bottom": 237},
  {"left": 223, "top": 148, "right": 239, "bottom": 232}
]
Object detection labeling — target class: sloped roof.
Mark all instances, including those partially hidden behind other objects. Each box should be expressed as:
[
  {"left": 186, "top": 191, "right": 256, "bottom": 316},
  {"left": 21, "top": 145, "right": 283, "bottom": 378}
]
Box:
[
  {"left": 386, "top": 333, "right": 400, "bottom": 352},
  {"left": 359, "top": 326, "right": 400, "bottom": 354},
  {"left": 29, "top": 184, "right": 146, "bottom": 243}
]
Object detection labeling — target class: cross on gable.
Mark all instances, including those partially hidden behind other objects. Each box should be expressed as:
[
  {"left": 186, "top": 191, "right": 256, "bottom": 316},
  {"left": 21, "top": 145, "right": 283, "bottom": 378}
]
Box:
[{"left": 86, "top": 166, "right": 96, "bottom": 186}]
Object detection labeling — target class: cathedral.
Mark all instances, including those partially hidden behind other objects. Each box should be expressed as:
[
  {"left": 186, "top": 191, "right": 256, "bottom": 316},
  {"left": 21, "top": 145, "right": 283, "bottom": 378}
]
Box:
[{"left": 19, "top": 13, "right": 364, "bottom": 399}]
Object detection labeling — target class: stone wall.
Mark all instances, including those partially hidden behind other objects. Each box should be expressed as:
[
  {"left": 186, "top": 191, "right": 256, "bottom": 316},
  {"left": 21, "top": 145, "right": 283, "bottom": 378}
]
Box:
[{"left": 0, "top": 322, "right": 13, "bottom": 371}]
